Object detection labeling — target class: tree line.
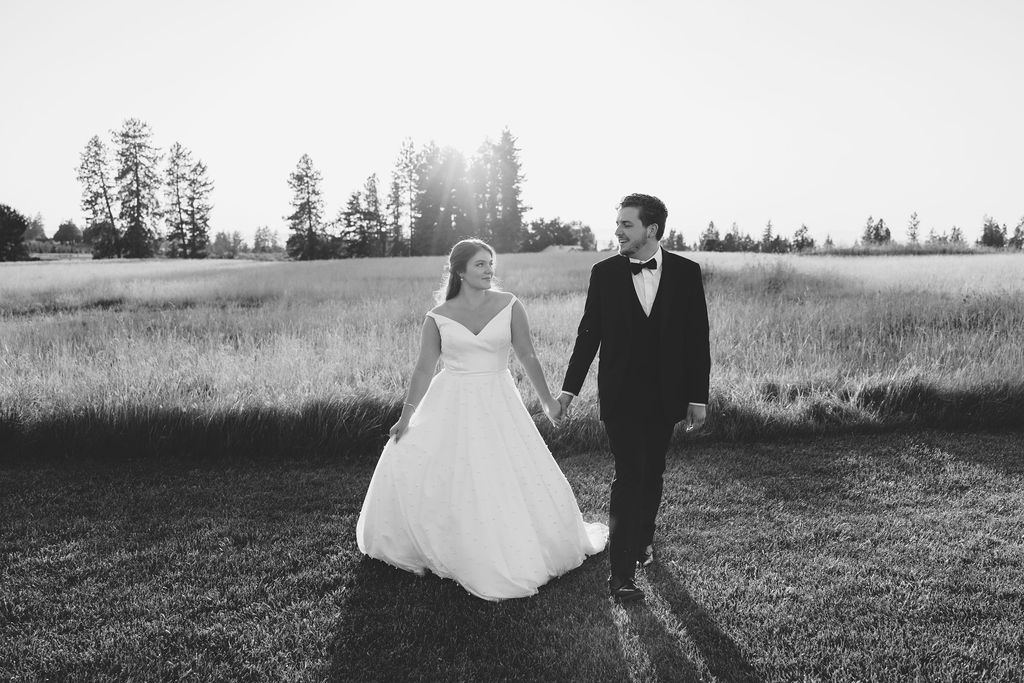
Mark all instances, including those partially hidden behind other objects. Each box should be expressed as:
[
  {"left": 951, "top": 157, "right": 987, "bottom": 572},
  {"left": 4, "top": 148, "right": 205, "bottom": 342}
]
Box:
[
  {"left": 686, "top": 212, "right": 1024, "bottom": 254},
  {"left": 283, "top": 129, "right": 595, "bottom": 260}
]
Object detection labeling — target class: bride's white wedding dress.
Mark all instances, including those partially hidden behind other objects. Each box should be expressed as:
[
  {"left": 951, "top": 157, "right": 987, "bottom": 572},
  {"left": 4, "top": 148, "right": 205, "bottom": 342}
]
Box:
[{"left": 356, "top": 296, "right": 608, "bottom": 600}]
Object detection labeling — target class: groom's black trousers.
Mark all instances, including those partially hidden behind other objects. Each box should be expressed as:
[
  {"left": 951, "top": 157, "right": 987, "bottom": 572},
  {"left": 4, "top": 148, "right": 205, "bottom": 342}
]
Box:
[{"left": 603, "top": 417, "right": 676, "bottom": 583}]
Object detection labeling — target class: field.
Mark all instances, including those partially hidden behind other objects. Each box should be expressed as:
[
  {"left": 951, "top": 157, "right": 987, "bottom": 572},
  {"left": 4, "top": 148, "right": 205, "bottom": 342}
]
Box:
[
  {"left": 2, "top": 252, "right": 1023, "bottom": 680},
  {"left": 3, "top": 252, "right": 1023, "bottom": 459}
]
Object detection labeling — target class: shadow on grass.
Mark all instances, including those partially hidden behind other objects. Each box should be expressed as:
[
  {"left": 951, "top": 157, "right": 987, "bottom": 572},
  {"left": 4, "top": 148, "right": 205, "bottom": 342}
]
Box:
[
  {"left": 4, "top": 379, "right": 1021, "bottom": 466},
  {"left": 644, "top": 563, "right": 762, "bottom": 682},
  {"left": 325, "top": 550, "right": 761, "bottom": 682},
  {"left": 0, "top": 397, "right": 396, "bottom": 465},
  {"left": 326, "top": 554, "right": 635, "bottom": 682}
]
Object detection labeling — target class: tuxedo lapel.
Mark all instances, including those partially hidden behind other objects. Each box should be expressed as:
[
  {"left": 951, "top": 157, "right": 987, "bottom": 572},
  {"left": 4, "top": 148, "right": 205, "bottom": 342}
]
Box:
[{"left": 656, "top": 253, "right": 678, "bottom": 331}]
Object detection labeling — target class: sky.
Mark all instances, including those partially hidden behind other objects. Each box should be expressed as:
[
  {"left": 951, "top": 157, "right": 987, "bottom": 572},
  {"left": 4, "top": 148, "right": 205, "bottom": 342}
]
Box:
[{"left": 2, "top": 0, "right": 1022, "bottom": 248}]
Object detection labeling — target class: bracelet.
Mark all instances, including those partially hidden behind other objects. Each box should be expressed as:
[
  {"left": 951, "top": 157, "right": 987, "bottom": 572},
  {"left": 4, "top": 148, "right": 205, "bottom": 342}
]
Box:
[{"left": 403, "top": 402, "right": 417, "bottom": 409}]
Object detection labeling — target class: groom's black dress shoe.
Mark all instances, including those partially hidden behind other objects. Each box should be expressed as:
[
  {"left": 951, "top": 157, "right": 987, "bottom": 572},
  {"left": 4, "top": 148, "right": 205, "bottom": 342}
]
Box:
[
  {"left": 609, "top": 579, "right": 644, "bottom": 603},
  {"left": 637, "top": 544, "right": 654, "bottom": 569}
]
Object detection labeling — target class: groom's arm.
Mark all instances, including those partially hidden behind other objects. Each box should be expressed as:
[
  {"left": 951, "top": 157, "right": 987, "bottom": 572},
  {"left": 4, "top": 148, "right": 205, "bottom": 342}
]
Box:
[
  {"left": 562, "top": 265, "right": 602, "bottom": 397},
  {"left": 684, "top": 262, "right": 711, "bottom": 405}
]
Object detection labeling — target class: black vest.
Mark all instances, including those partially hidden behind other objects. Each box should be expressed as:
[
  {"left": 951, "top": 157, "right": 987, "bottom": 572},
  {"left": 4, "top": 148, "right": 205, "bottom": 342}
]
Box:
[{"left": 619, "top": 282, "right": 666, "bottom": 418}]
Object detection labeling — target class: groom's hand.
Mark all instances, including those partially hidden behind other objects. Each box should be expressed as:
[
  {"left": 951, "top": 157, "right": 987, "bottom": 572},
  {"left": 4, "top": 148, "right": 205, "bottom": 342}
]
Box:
[{"left": 684, "top": 404, "right": 707, "bottom": 433}]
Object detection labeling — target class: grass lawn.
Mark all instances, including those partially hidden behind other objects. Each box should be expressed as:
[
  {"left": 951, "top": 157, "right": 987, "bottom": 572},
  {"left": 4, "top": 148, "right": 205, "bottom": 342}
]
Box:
[{"left": 2, "top": 430, "right": 1022, "bottom": 681}]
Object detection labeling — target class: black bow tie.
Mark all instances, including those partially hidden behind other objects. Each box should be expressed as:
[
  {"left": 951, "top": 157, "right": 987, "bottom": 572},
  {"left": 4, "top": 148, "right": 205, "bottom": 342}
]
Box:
[{"left": 629, "top": 258, "right": 657, "bottom": 275}]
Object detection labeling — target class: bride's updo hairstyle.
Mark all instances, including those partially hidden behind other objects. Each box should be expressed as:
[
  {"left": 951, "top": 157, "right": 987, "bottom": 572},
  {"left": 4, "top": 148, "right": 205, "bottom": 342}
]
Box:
[{"left": 436, "top": 239, "right": 496, "bottom": 303}]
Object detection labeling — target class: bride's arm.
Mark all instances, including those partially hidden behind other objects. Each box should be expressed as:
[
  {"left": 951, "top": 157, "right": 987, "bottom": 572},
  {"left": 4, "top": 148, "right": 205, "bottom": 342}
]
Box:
[
  {"left": 391, "top": 315, "right": 442, "bottom": 441},
  {"left": 510, "top": 299, "right": 562, "bottom": 423}
]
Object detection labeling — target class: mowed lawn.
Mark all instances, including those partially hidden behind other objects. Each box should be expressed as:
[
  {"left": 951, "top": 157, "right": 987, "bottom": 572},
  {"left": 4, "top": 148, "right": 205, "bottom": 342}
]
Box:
[{"left": 3, "top": 431, "right": 1022, "bottom": 681}]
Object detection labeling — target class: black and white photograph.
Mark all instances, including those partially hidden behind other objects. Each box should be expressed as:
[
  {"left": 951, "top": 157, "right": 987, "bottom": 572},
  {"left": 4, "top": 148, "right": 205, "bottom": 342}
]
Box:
[{"left": 2, "top": 0, "right": 1022, "bottom": 680}]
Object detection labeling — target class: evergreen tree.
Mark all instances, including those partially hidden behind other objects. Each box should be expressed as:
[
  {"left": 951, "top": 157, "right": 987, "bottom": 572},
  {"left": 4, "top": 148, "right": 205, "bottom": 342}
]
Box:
[
  {"left": 490, "top": 128, "right": 527, "bottom": 253},
  {"left": 392, "top": 137, "right": 417, "bottom": 255},
  {"left": 761, "top": 220, "right": 774, "bottom": 252},
  {"left": 907, "top": 211, "right": 920, "bottom": 244},
  {"left": 163, "top": 142, "right": 193, "bottom": 257},
  {"left": 824, "top": 234, "right": 834, "bottom": 249},
  {"left": 411, "top": 144, "right": 473, "bottom": 255},
  {"left": 861, "top": 216, "right": 875, "bottom": 245},
  {"left": 792, "top": 224, "right": 815, "bottom": 251},
  {"left": 698, "top": 221, "right": 721, "bottom": 251},
  {"left": 88, "top": 221, "right": 120, "bottom": 259},
  {"left": 24, "top": 213, "right": 46, "bottom": 241},
  {"left": 874, "top": 218, "right": 891, "bottom": 244},
  {"left": 285, "top": 153, "right": 326, "bottom": 260},
  {"left": 0, "top": 204, "right": 30, "bottom": 261},
  {"left": 949, "top": 225, "right": 965, "bottom": 244},
  {"left": 469, "top": 138, "right": 497, "bottom": 244},
  {"left": 253, "top": 226, "right": 280, "bottom": 253},
  {"left": 411, "top": 141, "right": 441, "bottom": 256},
  {"left": 113, "top": 118, "right": 162, "bottom": 258},
  {"left": 1008, "top": 217, "right": 1024, "bottom": 250},
  {"left": 76, "top": 135, "right": 118, "bottom": 230},
  {"left": 339, "top": 189, "right": 375, "bottom": 258},
  {"left": 384, "top": 174, "right": 406, "bottom": 256},
  {"left": 977, "top": 215, "right": 1006, "bottom": 247},
  {"left": 184, "top": 160, "right": 213, "bottom": 258},
  {"left": 664, "top": 229, "right": 681, "bottom": 251},
  {"left": 362, "top": 173, "right": 386, "bottom": 256}
]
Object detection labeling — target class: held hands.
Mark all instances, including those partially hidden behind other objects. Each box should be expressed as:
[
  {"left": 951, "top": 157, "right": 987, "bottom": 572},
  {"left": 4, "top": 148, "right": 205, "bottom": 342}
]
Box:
[
  {"left": 684, "top": 403, "right": 707, "bottom": 433},
  {"left": 542, "top": 392, "right": 574, "bottom": 427},
  {"left": 542, "top": 394, "right": 564, "bottom": 426}
]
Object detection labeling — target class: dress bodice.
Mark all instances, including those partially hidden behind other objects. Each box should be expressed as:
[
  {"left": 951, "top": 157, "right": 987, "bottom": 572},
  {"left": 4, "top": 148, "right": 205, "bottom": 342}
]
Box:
[{"left": 425, "top": 296, "right": 515, "bottom": 373}]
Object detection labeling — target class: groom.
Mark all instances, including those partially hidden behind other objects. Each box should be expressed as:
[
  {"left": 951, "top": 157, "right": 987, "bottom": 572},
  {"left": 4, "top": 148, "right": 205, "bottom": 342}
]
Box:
[{"left": 559, "top": 193, "right": 710, "bottom": 602}]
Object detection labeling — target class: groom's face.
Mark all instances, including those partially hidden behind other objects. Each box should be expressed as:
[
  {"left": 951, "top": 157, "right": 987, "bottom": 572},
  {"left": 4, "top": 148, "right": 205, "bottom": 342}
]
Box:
[{"left": 615, "top": 206, "right": 655, "bottom": 257}]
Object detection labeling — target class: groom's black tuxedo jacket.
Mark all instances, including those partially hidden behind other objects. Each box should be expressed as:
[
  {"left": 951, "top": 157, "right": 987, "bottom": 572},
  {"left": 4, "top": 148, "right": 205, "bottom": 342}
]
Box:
[{"left": 562, "top": 250, "right": 711, "bottom": 422}]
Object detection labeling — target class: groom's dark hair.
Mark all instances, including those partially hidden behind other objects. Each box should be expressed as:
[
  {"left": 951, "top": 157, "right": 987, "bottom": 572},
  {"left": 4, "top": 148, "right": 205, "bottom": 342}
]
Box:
[{"left": 618, "top": 193, "right": 667, "bottom": 240}]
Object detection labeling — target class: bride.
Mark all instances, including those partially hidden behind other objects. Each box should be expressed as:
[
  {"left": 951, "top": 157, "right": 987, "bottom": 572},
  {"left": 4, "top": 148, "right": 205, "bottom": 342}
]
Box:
[{"left": 356, "top": 239, "right": 608, "bottom": 600}]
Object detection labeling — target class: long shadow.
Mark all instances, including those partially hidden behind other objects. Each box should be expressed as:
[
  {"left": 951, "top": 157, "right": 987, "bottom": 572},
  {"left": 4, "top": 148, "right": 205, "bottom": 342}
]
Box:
[
  {"left": 612, "top": 598, "right": 706, "bottom": 682},
  {"left": 645, "top": 562, "right": 762, "bottom": 682},
  {"left": 325, "top": 553, "right": 635, "bottom": 682}
]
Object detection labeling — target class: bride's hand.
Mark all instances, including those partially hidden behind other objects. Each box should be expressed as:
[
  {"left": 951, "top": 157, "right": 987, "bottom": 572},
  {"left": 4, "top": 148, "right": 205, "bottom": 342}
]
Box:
[
  {"left": 389, "top": 416, "right": 411, "bottom": 442},
  {"left": 542, "top": 395, "right": 563, "bottom": 426}
]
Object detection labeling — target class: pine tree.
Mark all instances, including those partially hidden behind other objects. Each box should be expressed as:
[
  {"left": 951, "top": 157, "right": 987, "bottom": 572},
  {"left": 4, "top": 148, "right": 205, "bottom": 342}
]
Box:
[
  {"left": 184, "top": 160, "right": 213, "bottom": 258},
  {"left": 163, "top": 142, "right": 193, "bottom": 257},
  {"left": 393, "top": 138, "right": 417, "bottom": 255},
  {"left": 385, "top": 174, "right": 405, "bottom": 256},
  {"left": 761, "top": 220, "right": 774, "bottom": 252},
  {"left": 792, "top": 224, "right": 815, "bottom": 251},
  {"left": 76, "top": 135, "right": 118, "bottom": 229},
  {"left": 362, "top": 173, "right": 386, "bottom": 256},
  {"left": 874, "top": 218, "right": 891, "bottom": 244},
  {"left": 339, "top": 189, "right": 374, "bottom": 257},
  {"left": 907, "top": 211, "right": 920, "bottom": 244},
  {"left": 699, "top": 221, "right": 721, "bottom": 251},
  {"left": 469, "top": 138, "right": 497, "bottom": 244},
  {"left": 976, "top": 215, "right": 1006, "bottom": 248},
  {"left": 113, "top": 118, "right": 162, "bottom": 258},
  {"left": 490, "top": 128, "right": 527, "bottom": 253},
  {"left": 411, "top": 142, "right": 439, "bottom": 256},
  {"left": 1008, "top": 217, "right": 1024, "bottom": 250},
  {"left": 285, "top": 154, "right": 326, "bottom": 260}
]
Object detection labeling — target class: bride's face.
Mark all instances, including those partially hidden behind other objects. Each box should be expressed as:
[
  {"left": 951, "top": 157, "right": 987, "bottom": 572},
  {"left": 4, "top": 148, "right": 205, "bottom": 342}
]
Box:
[{"left": 461, "top": 249, "right": 495, "bottom": 291}]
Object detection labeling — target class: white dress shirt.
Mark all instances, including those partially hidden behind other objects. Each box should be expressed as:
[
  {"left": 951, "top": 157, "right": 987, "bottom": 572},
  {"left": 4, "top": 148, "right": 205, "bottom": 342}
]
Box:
[{"left": 628, "top": 246, "right": 663, "bottom": 317}]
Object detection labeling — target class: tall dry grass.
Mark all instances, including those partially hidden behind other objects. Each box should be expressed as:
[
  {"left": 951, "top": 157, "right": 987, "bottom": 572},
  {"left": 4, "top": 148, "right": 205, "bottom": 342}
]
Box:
[{"left": 1, "top": 252, "right": 1022, "bottom": 461}]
